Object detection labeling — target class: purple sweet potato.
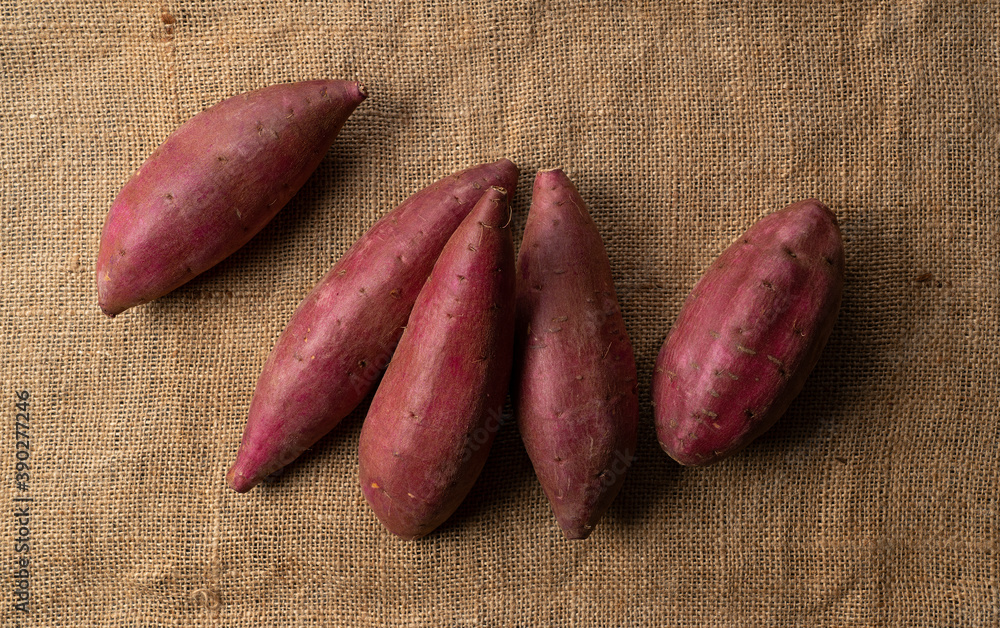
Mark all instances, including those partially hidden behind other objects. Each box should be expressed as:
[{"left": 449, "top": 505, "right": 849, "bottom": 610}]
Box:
[
  {"left": 514, "top": 169, "right": 638, "bottom": 540},
  {"left": 652, "top": 199, "right": 844, "bottom": 466},
  {"left": 358, "top": 186, "right": 516, "bottom": 540},
  {"left": 227, "top": 160, "right": 518, "bottom": 493},
  {"left": 96, "top": 80, "right": 367, "bottom": 317}
]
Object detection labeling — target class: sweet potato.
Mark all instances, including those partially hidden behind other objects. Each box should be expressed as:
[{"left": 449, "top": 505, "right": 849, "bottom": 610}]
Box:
[
  {"left": 514, "top": 169, "right": 638, "bottom": 540},
  {"left": 227, "top": 160, "right": 519, "bottom": 493},
  {"left": 358, "top": 186, "right": 516, "bottom": 540},
  {"left": 96, "top": 79, "right": 367, "bottom": 317},
  {"left": 652, "top": 199, "right": 844, "bottom": 466}
]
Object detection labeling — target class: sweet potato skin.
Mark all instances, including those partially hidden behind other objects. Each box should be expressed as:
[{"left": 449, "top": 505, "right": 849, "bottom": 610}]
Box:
[
  {"left": 652, "top": 199, "right": 844, "bottom": 466},
  {"left": 358, "top": 186, "right": 516, "bottom": 540},
  {"left": 96, "top": 80, "right": 367, "bottom": 317},
  {"left": 227, "top": 160, "right": 518, "bottom": 493},
  {"left": 514, "top": 169, "right": 638, "bottom": 540}
]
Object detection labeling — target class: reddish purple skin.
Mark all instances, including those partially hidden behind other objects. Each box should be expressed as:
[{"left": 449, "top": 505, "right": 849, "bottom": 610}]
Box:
[
  {"left": 653, "top": 199, "right": 845, "bottom": 466},
  {"left": 358, "top": 187, "right": 516, "bottom": 540},
  {"left": 96, "top": 80, "right": 367, "bottom": 317},
  {"left": 515, "top": 169, "right": 638, "bottom": 540},
  {"left": 227, "top": 160, "right": 518, "bottom": 493}
]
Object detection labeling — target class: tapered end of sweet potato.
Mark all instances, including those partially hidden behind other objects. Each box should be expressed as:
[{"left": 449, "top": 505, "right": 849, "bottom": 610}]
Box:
[
  {"left": 226, "top": 422, "right": 290, "bottom": 493},
  {"left": 225, "top": 463, "right": 255, "bottom": 494},
  {"left": 487, "top": 159, "right": 518, "bottom": 189},
  {"left": 226, "top": 435, "right": 280, "bottom": 493},
  {"left": 535, "top": 167, "right": 566, "bottom": 177},
  {"left": 556, "top": 506, "right": 605, "bottom": 540},
  {"left": 561, "top": 526, "right": 593, "bottom": 541},
  {"left": 98, "top": 298, "right": 120, "bottom": 319}
]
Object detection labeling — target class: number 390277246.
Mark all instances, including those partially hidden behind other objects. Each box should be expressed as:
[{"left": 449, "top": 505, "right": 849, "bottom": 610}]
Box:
[{"left": 15, "top": 391, "right": 29, "bottom": 489}]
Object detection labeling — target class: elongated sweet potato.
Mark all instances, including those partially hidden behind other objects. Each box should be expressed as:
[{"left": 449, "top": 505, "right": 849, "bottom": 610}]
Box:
[
  {"left": 358, "top": 186, "right": 516, "bottom": 540},
  {"left": 96, "top": 79, "right": 367, "bottom": 317},
  {"left": 227, "top": 160, "right": 518, "bottom": 493},
  {"left": 514, "top": 169, "right": 638, "bottom": 540},
  {"left": 652, "top": 199, "right": 844, "bottom": 466}
]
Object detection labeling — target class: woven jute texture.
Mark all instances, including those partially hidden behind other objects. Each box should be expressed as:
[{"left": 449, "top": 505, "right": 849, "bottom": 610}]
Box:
[{"left": 2, "top": 1, "right": 999, "bottom": 626}]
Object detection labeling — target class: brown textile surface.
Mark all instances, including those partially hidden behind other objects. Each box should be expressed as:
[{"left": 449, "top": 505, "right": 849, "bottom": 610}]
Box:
[{"left": 2, "top": 1, "right": 998, "bottom": 625}]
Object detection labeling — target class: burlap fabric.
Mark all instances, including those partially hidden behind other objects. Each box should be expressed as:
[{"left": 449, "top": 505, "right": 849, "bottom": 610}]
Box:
[{"left": 2, "top": 1, "right": 998, "bottom": 625}]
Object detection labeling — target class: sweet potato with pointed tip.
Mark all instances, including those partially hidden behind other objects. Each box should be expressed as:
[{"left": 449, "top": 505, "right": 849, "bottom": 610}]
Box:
[
  {"left": 227, "top": 160, "right": 519, "bottom": 493},
  {"left": 514, "top": 169, "right": 638, "bottom": 540},
  {"left": 652, "top": 199, "right": 844, "bottom": 466},
  {"left": 358, "top": 186, "right": 516, "bottom": 540},
  {"left": 97, "top": 79, "right": 367, "bottom": 317}
]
